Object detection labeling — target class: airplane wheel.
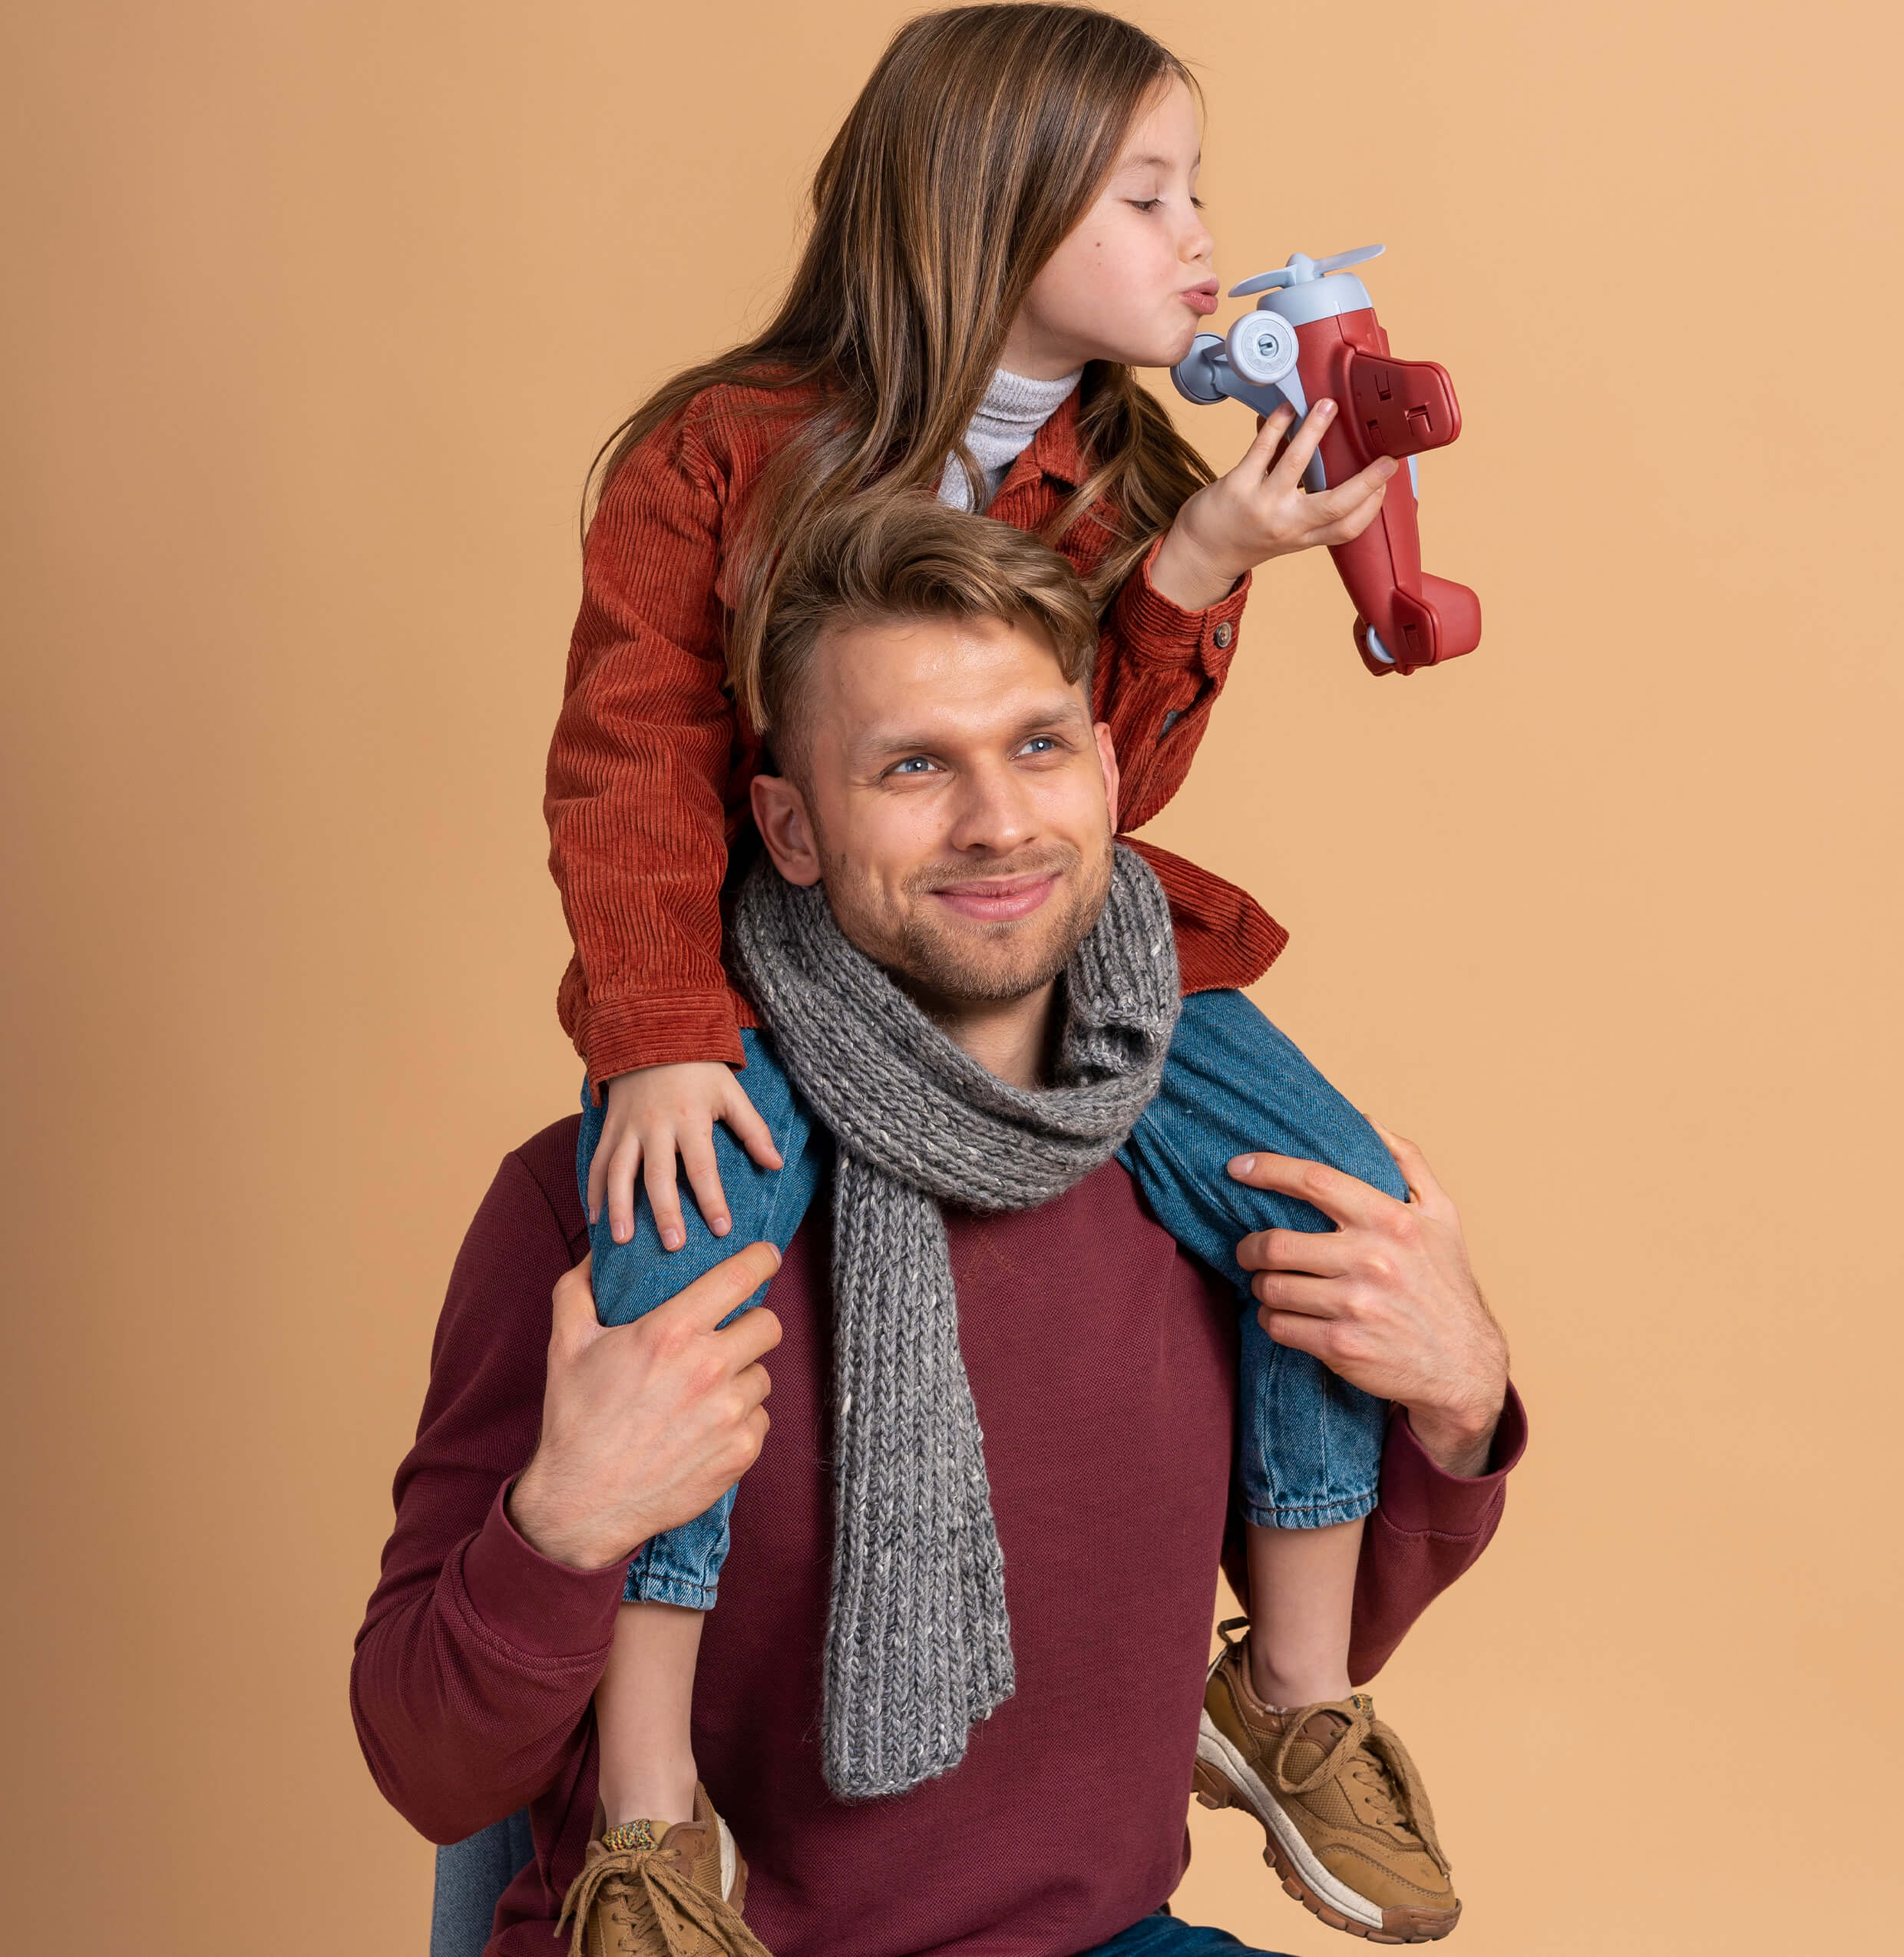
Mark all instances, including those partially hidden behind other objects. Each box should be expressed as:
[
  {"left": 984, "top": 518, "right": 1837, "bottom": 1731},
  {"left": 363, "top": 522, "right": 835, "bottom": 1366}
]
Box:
[
  {"left": 1226, "top": 309, "right": 1300, "bottom": 386},
  {"left": 1355, "top": 619, "right": 1398, "bottom": 673},
  {"left": 1170, "top": 333, "right": 1227, "bottom": 405}
]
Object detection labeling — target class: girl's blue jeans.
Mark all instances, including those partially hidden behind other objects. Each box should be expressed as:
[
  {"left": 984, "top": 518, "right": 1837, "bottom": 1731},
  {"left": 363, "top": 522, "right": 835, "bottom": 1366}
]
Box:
[{"left": 580, "top": 987, "right": 1406, "bottom": 1610}]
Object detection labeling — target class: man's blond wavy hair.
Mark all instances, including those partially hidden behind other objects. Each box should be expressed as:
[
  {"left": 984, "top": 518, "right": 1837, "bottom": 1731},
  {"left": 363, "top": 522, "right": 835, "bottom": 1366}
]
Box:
[{"left": 755, "top": 493, "right": 1098, "bottom": 772}]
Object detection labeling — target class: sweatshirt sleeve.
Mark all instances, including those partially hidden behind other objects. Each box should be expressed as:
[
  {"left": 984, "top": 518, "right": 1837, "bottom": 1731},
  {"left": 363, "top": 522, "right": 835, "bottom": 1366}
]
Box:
[
  {"left": 1093, "top": 540, "right": 1252, "bottom": 835},
  {"left": 1346, "top": 1388, "right": 1529, "bottom": 1681},
  {"left": 349, "top": 1148, "right": 626, "bottom": 1845},
  {"left": 544, "top": 406, "right": 747, "bottom": 1085}
]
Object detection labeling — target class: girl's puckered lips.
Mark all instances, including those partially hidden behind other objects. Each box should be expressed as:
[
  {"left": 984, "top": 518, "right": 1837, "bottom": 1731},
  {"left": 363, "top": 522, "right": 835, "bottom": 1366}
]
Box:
[{"left": 1181, "top": 280, "right": 1220, "bottom": 316}]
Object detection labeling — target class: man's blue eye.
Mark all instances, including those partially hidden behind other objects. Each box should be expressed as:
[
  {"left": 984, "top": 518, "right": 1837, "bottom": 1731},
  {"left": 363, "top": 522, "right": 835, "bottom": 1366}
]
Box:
[
  {"left": 1022, "top": 737, "right": 1057, "bottom": 755},
  {"left": 894, "top": 758, "right": 933, "bottom": 775}
]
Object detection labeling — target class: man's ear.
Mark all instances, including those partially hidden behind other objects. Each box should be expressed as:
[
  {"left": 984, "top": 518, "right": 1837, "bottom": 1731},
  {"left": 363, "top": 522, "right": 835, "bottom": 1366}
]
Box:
[
  {"left": 750, "top": 769, "right": 825, "bottom": 887},
  {"left": 1094, "top": 721, "right": 1121, "bottom": 835}
]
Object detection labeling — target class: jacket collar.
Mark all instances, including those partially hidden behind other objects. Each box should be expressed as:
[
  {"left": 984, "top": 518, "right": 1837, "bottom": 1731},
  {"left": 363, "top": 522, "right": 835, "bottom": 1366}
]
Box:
[{"left": 1013, "top": 384, "right": 1089, "bottom": 493}]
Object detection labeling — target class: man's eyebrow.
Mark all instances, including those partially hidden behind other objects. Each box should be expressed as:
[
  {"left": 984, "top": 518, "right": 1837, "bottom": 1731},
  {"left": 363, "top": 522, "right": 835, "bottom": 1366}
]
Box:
[{"left": 846, "top": 702, "right": 1092, "bottom": 767}]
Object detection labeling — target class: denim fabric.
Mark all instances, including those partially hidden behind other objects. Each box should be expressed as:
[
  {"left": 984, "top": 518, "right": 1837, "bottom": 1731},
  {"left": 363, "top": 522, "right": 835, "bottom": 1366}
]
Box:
[
  {"left": 1077, "top": 1912, "right": 1295, "bottom": 1955},
  {"left": 584, "top": 996, "right": 1403, "bottom": 1581},
  {"left": 580, "top": 1030, "right": 828, "bottom": 1608},
  {"left": 430, "top": 1810, "right": 533, "bottom": 1957},
  {"left": 1119, "top": 988, "right": 1406, "bottom": 1529}
]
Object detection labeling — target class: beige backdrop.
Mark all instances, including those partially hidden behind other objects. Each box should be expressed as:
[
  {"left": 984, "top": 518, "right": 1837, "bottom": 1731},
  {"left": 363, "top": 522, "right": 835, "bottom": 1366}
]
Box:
[{"left": 4, "top": 3, "right": 1899, "bottom": 1952}]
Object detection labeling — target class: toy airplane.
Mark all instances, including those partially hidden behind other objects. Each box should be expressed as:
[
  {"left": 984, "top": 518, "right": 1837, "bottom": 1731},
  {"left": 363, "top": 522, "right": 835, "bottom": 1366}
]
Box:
[{"left": 1172, "top": 246, "right": 1481, "bottom": 676}]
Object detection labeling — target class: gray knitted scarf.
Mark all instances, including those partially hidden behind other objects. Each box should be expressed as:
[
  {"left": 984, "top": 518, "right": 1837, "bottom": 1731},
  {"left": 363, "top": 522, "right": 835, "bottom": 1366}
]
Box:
[{"left": 729, "top": 843, "right": 1181, "bottom": 1800}]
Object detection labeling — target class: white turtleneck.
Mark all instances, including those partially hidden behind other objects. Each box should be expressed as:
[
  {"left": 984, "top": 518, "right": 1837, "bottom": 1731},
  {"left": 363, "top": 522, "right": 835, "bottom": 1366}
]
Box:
[{"left": 936, "top": 366, "right": 1083, "bottom": 513}]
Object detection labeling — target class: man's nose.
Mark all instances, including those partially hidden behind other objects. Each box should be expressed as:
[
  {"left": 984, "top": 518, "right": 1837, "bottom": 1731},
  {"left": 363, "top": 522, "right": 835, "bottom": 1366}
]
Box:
[{"left": 945, "top": 760, "right": 1036, "bottom": 855}]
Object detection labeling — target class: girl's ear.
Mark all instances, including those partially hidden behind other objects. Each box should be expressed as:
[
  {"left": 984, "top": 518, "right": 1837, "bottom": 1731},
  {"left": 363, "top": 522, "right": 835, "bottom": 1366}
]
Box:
[{"left": 751, "top": 768, "right": 825, "bottom": 887}]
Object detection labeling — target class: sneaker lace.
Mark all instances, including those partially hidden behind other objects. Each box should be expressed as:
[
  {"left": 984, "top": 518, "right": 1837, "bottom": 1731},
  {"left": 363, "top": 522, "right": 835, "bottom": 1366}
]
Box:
[
  {"left": 557, "top": 1842, "right": 772, "bottom": 1957},
  {"left": 1267, "top": 1699, "right": 1450, "bottom": 1878}
]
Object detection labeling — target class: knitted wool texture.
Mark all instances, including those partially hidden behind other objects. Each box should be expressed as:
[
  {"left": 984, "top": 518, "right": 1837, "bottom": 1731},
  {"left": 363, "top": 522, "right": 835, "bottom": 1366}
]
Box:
[
  {"left": 936, "top": 366, "right": 1083, "bottom": 512},
  {"left": 729, "top": 844, "right": 1182, "bottom": 1800}
]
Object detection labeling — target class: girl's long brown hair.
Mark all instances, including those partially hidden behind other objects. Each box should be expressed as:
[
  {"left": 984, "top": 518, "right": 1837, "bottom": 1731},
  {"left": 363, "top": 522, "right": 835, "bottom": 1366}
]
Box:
[{"left": 583, "top": 3, "right": 1215, "bottom": 729}]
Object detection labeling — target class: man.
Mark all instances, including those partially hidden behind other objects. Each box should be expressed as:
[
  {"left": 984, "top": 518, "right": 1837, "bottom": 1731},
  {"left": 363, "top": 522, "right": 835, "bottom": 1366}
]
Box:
[{"left": 353, "top": 500, "right": 1522, "bottom": 1957}]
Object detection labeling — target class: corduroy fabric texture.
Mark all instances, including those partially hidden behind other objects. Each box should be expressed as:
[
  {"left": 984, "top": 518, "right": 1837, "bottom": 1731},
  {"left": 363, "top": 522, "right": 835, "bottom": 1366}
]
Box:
[
  {"left": 544, "top": 381, "right": 1269, "bottom": 1087},
  {"left": 936, "top": 366, "right": 1083, "bottom": 512},
  {"left": 729, "top": 845, "right": 1182, "bottom": 1799}
]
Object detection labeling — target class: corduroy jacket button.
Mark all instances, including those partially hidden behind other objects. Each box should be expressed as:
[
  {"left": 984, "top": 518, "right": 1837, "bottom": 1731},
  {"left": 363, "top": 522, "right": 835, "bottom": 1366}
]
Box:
[{"left": 1212, "top": 622, "right": 1233, "bottom": 650}]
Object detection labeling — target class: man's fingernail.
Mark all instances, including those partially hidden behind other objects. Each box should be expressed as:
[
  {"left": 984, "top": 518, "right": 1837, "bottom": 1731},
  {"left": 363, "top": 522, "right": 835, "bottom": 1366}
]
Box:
[
  {"left": 1316, "top": 399, "right": 1335, "bottom": 418},
  {"left": 1230, "top": 1155, "right": 1257, "bottom": 1175},
  {"left": 663, "top": 1227, "right": 684, "bottom": 1250},
  {"left": 711, "top": 1216, "right": 731, "bottom": 1237}
]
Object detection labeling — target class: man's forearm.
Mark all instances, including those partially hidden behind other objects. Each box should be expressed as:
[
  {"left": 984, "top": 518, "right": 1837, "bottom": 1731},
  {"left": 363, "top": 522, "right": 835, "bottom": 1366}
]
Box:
[
  {"left": 1403, "top": 1397, "right": 1502, "bottom": 1479},
  {"left": 508, "top": 1450, "right": 646, "bottom": 1573},
  {"left": 1400, "top": 1291, "right": 1510, "bottom": 1478}
]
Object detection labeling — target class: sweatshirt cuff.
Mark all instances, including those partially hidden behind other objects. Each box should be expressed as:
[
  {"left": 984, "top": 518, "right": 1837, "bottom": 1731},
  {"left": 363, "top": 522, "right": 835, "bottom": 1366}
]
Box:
[
  {"left": 1376, "top": 1383, "right": 1528, "bottom": 1537},
  {"left": 458, "top": 1481, "right": 630, "bottom": 1661},
  {"left": 1109, "top": 540, "right": 1252, "bottom": 679},
  {"left": 580, "top": 987, "right": 748, "bottom": 1092}
]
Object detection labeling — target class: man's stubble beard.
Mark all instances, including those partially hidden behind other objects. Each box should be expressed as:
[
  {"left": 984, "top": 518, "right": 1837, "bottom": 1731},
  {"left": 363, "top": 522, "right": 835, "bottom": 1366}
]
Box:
[{"left": 824, "top": 833, "right": 1116, "bottom": 1009}]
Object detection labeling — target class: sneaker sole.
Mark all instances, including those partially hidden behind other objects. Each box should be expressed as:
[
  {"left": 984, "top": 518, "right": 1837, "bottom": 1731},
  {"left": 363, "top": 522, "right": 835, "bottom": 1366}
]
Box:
[
  {"left": 1194, "top": 1711, "right": 1459, "bottom": 1945},
  {"left": 718, "top": 1814, "right": 748, "bottom": 1914}
]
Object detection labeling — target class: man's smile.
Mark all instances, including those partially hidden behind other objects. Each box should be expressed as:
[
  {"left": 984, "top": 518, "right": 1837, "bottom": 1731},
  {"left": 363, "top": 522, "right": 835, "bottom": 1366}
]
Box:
[{"left": 929, "top": 871, "right": 1059, "bottom": 923}]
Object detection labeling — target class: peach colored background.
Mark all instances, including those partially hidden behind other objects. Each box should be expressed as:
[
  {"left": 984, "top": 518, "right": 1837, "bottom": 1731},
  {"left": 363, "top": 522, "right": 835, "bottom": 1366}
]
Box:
[{"left": 4, "top": 3, "right": 1899, "bottom": 1951}]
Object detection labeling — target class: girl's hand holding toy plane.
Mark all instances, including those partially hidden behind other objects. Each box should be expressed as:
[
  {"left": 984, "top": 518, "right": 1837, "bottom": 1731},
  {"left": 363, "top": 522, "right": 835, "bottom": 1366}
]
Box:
[{"left": 1149, "top": 391, "right": 1399, "bottom": 611}]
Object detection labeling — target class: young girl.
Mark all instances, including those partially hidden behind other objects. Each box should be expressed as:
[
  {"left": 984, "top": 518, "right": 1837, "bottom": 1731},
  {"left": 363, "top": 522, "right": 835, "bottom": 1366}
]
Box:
[{"left": 541, "top": 7, "right": 1456, "bottom": 1951}]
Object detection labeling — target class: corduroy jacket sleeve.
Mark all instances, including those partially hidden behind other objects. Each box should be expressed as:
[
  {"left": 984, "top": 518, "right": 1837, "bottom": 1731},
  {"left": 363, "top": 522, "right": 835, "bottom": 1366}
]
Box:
[
  {"left": 989, "top": 415, "right": 1254, "bottom": 843},
  {"left": 1093, "top": 542, "right": 1252, "bottom": 835},
  {"left": 545, "top": 408, "right": 748, "bottom": 1086}
]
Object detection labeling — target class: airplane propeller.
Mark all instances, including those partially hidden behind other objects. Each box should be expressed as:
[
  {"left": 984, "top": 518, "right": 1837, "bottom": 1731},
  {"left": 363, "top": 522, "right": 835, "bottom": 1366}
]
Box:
[{"left": 1229, "top": 245, "right": 1385, "bottom": 296}]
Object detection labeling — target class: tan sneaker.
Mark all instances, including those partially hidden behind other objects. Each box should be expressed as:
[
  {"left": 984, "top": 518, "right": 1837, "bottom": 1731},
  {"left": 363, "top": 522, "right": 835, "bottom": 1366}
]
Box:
[
  {"left": 557, "top": 1782, "right": 772, "bottom": 1957},
  {"left": 1195, "top": 1619, "right": 1460, "bottom": 1944}
]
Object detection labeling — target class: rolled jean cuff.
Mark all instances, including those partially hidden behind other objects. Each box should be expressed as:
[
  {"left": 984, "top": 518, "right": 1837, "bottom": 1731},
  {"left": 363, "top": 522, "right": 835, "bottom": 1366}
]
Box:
[
  {"left": 622, "top": 1565, "right": 719, "bottom": 1610},
  {"left": 1240, "top": 1483, "right": 1380, "bottom": 1532},
  {"left": 621, "top": 1485, "right": 732, "bottom": 1609}
]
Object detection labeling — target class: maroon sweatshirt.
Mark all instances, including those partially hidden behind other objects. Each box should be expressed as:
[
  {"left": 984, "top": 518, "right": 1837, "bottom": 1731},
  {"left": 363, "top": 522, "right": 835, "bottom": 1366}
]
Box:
[{"left": 352, "top": 1117, "right": 1526, "bottom": 1957}]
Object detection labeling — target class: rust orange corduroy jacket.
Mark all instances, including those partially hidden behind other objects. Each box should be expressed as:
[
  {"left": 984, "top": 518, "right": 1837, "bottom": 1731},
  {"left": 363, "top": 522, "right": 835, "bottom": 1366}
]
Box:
[{"left": 545, "top": 382, "right": 1288, "bottom": 1087}]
